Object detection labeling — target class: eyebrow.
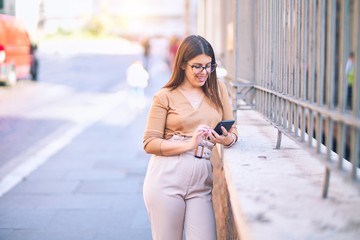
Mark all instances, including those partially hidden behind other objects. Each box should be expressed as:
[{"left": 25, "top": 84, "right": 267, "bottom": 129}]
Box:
[{"left": 190, "top": 61, "right": 212, "bottom": 66}]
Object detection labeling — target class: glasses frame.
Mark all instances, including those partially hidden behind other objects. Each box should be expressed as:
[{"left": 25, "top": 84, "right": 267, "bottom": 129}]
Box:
[{"left": 187, "top": 63, "right": 218, "bottom": 74}]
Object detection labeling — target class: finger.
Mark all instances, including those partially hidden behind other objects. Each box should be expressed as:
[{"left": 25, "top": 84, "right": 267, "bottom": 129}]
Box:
[
  {"left": 197, "top": 125, "right": 210, "bottom": 132},
  {"left": 207, "top": 133, "right": 216, "bottom": 142},
  {"left": 196, "top": 129, "right": 209, "bottom": 139},
  {"left": 194, "top": 131, "right": 205, "bottom": 138},
  {"left": 209, "top": 130, "right": 220, "bottom": 142},
  {"left": 221, "top": 126, "right": 229, "bottom": 136},
  {"left": 209, "top": 129, "right": 218, "bottom": 137}
]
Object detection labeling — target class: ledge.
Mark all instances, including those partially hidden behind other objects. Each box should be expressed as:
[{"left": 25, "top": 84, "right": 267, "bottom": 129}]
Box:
[{"left": 223, "top": 110, "right": 360, "bottom": 239}]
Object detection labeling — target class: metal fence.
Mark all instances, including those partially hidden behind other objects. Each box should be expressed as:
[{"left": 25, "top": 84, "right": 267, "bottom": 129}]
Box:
[{"left": 234, "top": 0, "right": 360, "bottom": 197}]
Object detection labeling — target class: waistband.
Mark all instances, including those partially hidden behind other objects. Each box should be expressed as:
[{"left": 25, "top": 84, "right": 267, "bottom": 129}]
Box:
[{"left": 169, "top": 134, "right": 214, "bottom": 160}]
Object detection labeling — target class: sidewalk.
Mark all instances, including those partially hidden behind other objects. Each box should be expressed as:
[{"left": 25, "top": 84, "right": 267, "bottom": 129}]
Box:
[
  {"left": 0, "top": 54, "right": 170, "bottom": 240},
  {"left": 0, "top": 101, "right": 151, "bottom": 240},
  {"left": 223, "top": 110, "right": 360, "bottom": 240}
]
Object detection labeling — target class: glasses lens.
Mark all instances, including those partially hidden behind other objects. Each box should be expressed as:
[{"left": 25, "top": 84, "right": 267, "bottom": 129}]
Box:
[
  {"left": 193, "top": 66, "right": 202, "bottom": 74},
  {"left": 189, "top": 63, "right": 217, "bottom": 74}
]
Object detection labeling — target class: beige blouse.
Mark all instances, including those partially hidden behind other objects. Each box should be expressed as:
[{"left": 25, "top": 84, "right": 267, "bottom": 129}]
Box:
[{"left": 143, "top": 80, "right": 237, "bottom": 155}]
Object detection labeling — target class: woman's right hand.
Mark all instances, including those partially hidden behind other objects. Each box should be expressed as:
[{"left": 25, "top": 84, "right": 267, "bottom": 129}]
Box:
[{"left": 187, "top": 125, "right": 211, "bottom": 150}]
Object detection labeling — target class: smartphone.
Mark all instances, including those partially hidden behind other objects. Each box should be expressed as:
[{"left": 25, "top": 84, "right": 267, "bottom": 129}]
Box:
[{"left": 213, "top": 120, "right": 235, "bottom": 135}]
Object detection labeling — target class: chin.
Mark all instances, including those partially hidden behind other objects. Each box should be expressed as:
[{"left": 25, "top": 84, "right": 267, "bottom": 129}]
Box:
[{"left": 197, "top": 81, "right": 206, "bottom": 87}]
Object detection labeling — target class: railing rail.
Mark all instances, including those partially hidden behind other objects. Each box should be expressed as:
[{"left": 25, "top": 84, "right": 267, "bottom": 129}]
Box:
[{"left": 232, "top": 0, "right": 360, "bottom": 197}]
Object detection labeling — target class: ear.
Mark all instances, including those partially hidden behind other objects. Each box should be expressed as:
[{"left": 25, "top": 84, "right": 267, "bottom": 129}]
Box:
[{"left": 181, "top": 64, "right": 186, "bottom": 70}]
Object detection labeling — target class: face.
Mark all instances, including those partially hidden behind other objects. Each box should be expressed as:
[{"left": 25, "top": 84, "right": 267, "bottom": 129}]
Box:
[{"left": 183, "top": 54, "right": 212, "bottom": 88}]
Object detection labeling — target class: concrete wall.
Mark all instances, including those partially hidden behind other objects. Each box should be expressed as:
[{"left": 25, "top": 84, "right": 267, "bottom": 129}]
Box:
[
  {"left": 212, "top": 144, "right": 239, "bottom": 239},
  {"left": 220, "top": 109, "right": 360, "bottom": 239}
]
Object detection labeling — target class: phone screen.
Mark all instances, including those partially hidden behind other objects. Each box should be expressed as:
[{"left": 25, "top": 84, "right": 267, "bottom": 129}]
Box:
[{"left": 214, "top": 120, "right": 235, "bottom": 135}]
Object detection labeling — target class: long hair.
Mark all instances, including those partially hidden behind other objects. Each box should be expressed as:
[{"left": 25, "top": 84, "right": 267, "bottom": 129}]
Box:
[{"left": 163, "top": 35, "right": 223, "bottom": 112}]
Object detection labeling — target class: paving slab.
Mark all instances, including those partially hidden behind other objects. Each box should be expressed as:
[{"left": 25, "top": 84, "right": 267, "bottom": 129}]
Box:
[{"left": 0, "top": 80, "right": 161, "bottom": 240}]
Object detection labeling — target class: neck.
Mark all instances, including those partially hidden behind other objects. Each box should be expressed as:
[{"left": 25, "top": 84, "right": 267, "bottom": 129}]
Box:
[{"left": 179, "top": 83, "right": 203, "bottom": 92}]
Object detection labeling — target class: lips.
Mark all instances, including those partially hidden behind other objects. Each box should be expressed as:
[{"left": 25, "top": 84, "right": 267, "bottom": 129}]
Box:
[{"left": 196, "top": 75, "right": 208, "bottom": 83}]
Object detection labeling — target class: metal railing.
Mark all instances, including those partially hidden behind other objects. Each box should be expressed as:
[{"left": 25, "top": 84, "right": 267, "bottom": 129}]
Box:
[{"left": 234, "top": 0, "right": 360, "bottom": 197}]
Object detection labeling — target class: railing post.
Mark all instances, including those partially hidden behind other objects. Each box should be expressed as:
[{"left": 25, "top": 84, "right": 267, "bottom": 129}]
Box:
[
  {"left": 275, "top": 129, "right": 282, "bottom": 149},
  {"left": 322, "top": 167, "right": 331, "bottom": 198}
]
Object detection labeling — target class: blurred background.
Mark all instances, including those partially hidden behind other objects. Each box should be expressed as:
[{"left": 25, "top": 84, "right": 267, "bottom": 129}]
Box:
[
  {"left": 0, "top": 0, "right": 359, "bottom": 239},
  {"left": 1, "top": 0, "right": 194, "bottom": 39},
  {"left": 0, "top": 1, "right": 196, "bottom": 239}
]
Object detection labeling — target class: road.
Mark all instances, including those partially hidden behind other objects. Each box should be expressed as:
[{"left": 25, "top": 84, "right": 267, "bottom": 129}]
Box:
[
  {"left": 0, "top": 38, "right": 170, "bottom": 239},
  {"left": 0, "top": 39, "right": 143, "bottom": 184}
]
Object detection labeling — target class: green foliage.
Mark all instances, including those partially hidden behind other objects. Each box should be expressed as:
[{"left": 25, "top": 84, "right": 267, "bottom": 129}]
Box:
[{"left": 84, "top": 16, "right": 105, "bottom": 36}]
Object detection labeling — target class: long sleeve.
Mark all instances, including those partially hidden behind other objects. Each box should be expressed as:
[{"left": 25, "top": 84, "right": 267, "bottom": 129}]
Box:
[
  {"left": 143, "top": 90, "right": 169, "bottom": 155},
  {"left": 143, "top": 82, "right": 238, "bottom": 155}
]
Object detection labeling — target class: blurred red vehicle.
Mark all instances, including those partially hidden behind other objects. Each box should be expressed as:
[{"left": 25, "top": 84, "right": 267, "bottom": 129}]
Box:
[{"left": 0, "top": 14, "right": 38, "bottom": 86}]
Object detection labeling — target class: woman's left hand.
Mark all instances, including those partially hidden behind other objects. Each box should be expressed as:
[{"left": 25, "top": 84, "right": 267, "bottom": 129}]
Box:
[{"left": 208, "top": 126, "right": 233, "bottom": 146}]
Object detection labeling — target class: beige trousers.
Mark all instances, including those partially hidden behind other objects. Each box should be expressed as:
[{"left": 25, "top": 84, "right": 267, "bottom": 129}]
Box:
[{"left": 143, "top": 136, "right": 216, "bottom": 240}]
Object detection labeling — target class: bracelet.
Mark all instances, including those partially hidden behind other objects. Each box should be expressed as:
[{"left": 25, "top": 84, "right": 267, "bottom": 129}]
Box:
[{"left": 224, "top": 133, "right": 236, "bottom": 148}]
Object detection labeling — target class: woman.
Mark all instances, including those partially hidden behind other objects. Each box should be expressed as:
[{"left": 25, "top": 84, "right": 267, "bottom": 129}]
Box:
[{"left": 143, "top": 35, "right": 238, "bottom": 240}]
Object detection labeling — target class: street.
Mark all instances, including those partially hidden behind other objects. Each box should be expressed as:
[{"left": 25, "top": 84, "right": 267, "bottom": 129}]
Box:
[{"left": 0, "top": 38, "right": 170, "bottom": 240}]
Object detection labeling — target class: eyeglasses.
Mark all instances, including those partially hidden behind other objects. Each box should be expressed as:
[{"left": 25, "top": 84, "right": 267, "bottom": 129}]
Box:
[{"left": 187, "top": 63, "right": 217, "bottom": 74}]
